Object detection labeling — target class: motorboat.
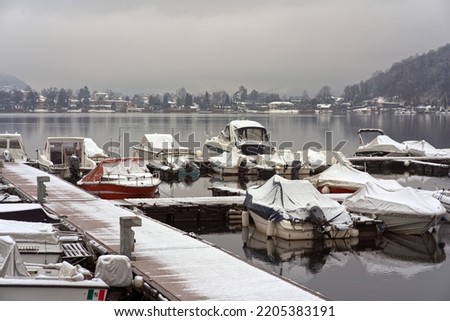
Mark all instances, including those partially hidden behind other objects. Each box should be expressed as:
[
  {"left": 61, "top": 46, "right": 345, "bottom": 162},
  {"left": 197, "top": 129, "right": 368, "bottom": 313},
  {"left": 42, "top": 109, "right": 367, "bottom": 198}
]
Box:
[
  {"left": 132, "top": 133, "right": 199, "bottom": 181},
  {"left": 431, "top": 189, "right": 450, "bottom": 221},
  {"left": 243, "top": 175, "right": 359, "bottom": 240},
  {"left": 305, "top": 162, "right": 403, "bottom": 194},
  {"left": 203, "top": 120, "right": 273, "bottom": 157},
  {"left": 0, "top": 132, "right": 28, "bottom": 163},
  {"left": 349, "top": 129, "right": 450, "bottom": 177},
  {"left": 208, "top": 148, "right": 257, "bottom": 176},
  {"left": 37, "top": 136, "right": 109, "bottom": 180},
  {"left": 253, "top": 149, "right": 303, "bottom": 178},
  {"left": 0, "top": 202, "right": 60, "bottom": 223},
  {"left": 77, "top": 157, "right": 161, "bottom": 200},
  {"left": 0, "top": 218, "right": 63, "bottom": 264},
  {"left": 343, "top": 181, "right": 446, "bottom": 234},
  {"left": 0, "top": 235, "right": 109, "bottom": 301},
  {"left": 353, "top": 128, "right": 450, "bottom": 157}
]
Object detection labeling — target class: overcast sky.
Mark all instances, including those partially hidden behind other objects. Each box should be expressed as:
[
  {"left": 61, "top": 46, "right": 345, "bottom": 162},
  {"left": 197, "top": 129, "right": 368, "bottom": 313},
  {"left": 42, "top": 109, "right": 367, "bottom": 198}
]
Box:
[{"left": 1, "top": 0, "right": 449, "bottom": 97}]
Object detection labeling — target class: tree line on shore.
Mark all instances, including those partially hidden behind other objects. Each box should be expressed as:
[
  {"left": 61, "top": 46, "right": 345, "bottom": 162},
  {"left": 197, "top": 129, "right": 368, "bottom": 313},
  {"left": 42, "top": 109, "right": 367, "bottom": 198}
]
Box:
[{"left": 1, "top": 43, "right": 449, "bottom": 112}]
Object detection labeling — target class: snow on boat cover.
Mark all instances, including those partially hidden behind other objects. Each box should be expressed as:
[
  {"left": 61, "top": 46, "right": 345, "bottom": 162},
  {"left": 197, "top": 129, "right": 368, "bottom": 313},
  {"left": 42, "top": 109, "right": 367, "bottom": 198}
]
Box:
[{"left": 244, "top": 175, "right": 353, "bottom": 230}]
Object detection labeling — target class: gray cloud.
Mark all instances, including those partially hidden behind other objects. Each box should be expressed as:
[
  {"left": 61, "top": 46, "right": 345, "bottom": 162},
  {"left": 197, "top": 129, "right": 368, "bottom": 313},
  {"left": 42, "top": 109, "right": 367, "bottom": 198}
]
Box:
[{"left": 1, "top": 0, "right": 449, "bottom": 96}]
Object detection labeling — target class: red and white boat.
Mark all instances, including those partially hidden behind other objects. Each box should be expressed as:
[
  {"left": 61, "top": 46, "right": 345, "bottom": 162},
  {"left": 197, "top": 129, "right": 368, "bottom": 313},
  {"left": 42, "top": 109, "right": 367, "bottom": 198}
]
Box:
[{"left": 77, "top": 158, "right": 161, "bottom": 200}]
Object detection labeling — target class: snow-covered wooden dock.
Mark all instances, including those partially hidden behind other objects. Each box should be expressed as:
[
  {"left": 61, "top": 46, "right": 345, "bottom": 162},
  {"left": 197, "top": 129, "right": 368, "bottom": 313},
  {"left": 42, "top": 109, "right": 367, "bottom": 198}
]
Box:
[{"left": 1, "top": 162, "right": 327, "bottom": 301}]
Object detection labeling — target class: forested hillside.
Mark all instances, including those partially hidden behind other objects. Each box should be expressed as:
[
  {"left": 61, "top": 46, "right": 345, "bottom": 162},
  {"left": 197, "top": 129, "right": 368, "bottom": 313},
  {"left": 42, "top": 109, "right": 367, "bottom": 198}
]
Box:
[
  {"left": 0, "top": 72, "right": 29, "bottom": 90},
  {"left": 343, "top": 43, "right": 450, "bottom": 105}
]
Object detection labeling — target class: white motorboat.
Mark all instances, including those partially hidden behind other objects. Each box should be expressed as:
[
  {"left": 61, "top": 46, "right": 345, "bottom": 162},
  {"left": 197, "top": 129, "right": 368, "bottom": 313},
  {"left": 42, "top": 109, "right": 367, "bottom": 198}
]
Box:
[
  {"left": 0, "top": 132, "right": 28, "bottom": 163},
  {"left": 349, "top": 128, "right": 450, "bottom": 177},
  {"left": 132, "top": 133, "right": 199, "bottom": 180},
  {"left": 305, "top": 162, "right": 403, "bottom": 194},
  {"left": 343, "top": 181, "right": 446, "bottom": 234},
  {"left": 431, "top": 189, "right": 450, "bottom": 221},
  {"left": 353, "top": 128, "right": 450, "bottom": 157},
  {"left": 0, "top": 219, "right": 63, "bottom": 264},
  {"left": 208, "top": 148, "right": 257, "bottom": 176},
  {"left": 243, "top": 175, "right": 359, "bottom": 240},
  {"left": 37, "top": 136, "right": 109, "bottom": 179},
  {"left": 203, "top": 120, "right": 273, "bottom": 157},
  {"left": 0, "top": 202, "right": 60, "bottom": 223},
  {"left": 0, "top": 235, "right": 109, "bottom": 301}
]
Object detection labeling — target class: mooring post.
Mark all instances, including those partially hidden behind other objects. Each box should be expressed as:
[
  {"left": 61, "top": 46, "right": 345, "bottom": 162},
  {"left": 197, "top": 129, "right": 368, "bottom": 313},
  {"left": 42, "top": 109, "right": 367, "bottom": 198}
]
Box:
[
  {"left": 120, "top": 216, "right": 142, "bottom": 260},
  {"left": 37, "top": 176, "right": 50, "bottom": 203}
]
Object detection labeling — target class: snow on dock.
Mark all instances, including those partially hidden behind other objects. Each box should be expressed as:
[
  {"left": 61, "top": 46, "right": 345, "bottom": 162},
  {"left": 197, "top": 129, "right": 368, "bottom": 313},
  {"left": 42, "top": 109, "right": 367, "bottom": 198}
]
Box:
[{"left": 1, "top": 162, "right": 326, "bottom": 301}]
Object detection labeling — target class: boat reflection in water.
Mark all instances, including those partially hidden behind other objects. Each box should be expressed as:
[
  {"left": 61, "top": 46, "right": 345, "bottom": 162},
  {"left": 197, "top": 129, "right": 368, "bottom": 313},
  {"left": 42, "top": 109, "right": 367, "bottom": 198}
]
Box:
[
  {"left": 356, "top": 231, "right": 445, "bottom": 279},
  {"left": 242, "top": 227, "right": 361, "bottom": 275},
  {"left": 242, "top": 226, "right": 445, "bottom": 278}
]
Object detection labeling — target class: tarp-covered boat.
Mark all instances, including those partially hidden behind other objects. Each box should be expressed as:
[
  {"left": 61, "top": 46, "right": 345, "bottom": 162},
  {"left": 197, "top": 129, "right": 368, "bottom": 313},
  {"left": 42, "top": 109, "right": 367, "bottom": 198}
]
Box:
[
  {"left": 132, "top": 133, "right": 200, "bottom": 181},
  {"left": 0, "top": 219, "right": 62, "bottom": 264},
  {"left": 305, "top": 162, "right": 403, "bottom": 193},
  {"left": 209, "top": 148, "right": 256, "bottom": 175},
  {"left": 343, "top": 181, "right": 446, "bottom": 234},
  {"left": 244, "top": 175, "right": 358, "bottom": 240},
  {"left": 0, "top": 235, "right": 109, "bottom": 301},
  {"left": 354, "top": 128, "right": 450, "bottom": 157}
]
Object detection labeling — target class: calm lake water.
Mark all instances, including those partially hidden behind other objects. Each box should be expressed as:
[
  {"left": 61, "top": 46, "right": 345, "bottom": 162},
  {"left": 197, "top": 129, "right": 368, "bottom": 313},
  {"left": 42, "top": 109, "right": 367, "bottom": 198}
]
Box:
[{"left": 2, "top": 112, "right": 450, "bottom": 300}]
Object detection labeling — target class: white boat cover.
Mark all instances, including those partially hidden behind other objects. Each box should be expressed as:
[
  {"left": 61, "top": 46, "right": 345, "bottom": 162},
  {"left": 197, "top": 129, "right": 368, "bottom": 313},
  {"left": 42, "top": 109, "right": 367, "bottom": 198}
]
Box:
[
  {"left": 402, "top": 140, "right": 450, "bottom": 157},
  {"left": 95, "top": 255, "right": 133, "bottom": 287},
  {"left": 256, "top": 149, "right": 298, "bottom": 167},
  {"left": 310, "top": 163, "right": 403, "bottom": 190},
  {"left": 0, "top": 219, "right": 60, "bottom": 244},
  {"left": 356, "top": 135, "right": 407, "bottom": 154},
  {"left": 300, "top": 149, "right": 352, "bottom": 170},
  {"left": 209, "top": 149, "right": 254, "bottom": 169},
  {"left": 138, "top": 134, "right": 188, "bottom": 153},
  {"left": 0, "top": 235, "right": 29, "bottom": 277},
  {"left": 244, "top": 175, "right": 353, "bottom": 230},
  {"left": 0, "top": 203, "right": 43, "bottom": 213},
  {"left": 356, "top": 135, "right": 450, "bottom": 157},
  {"left": 83, "top": 138, "right": 108, "bottom": 158},
  {"left": 230, "top": 120, "right": 265, "bottom": 129},
  {"left": 343, "top": 181, "right": 447, "bottom": 216}
]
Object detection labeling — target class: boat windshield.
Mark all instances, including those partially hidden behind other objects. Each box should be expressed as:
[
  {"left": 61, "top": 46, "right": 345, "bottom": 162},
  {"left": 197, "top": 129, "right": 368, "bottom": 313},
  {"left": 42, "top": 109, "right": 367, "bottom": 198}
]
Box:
[
  {"left": 49, "top": 142, "right": 82, "bottom": 165},
  {"left": 218, "top": 126, "right": 231, "bottom": 141},
  {"left": 9, "top": 139, "right": 22, "bottom": 149},
  {"left": 236, "top": 127, "right": 268, "bottom": 142}
]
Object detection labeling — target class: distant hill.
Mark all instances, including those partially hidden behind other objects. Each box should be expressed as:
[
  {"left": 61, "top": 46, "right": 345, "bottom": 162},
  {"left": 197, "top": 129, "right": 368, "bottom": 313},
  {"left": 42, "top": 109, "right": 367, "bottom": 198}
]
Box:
[
  {"left": 344, "top": 43, "right": 450, "bottom": 105},
  {"left": 0, "top": 72, "right": 29, "bottom": 90}
]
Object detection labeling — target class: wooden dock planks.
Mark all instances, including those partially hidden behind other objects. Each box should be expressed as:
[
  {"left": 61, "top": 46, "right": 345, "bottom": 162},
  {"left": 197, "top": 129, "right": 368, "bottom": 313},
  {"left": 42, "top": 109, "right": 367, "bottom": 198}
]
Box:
[{"left": 1, "top": 162, "right": 326, "bottom": 301}]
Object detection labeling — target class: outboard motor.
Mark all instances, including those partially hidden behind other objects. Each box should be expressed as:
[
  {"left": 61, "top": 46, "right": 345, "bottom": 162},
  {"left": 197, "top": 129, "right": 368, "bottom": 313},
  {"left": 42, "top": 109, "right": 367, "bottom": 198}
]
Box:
[
  {"left": 69, "top": 154, "right": 81, "bottom": 180},
  {"left": 306, "top": 202, "right": 331, "bottom": 239},
  {"left": 2, "top": 150, "right": 13, "bottom": 162}
]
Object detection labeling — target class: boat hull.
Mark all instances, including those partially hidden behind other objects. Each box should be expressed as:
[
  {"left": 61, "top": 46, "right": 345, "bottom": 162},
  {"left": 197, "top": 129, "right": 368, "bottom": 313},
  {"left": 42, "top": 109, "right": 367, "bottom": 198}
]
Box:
[
  {"left": 79, "top": 182, "right": 159, "bottom": 200},
  {"left": 0, "top": 278, "right": 108, "bottom": 301},
  {"left": 250, "top": 211, "right": 359, "bottom": 241},
  {"left": 363, "top": 212, "right": 442, "bottom": 235}
]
